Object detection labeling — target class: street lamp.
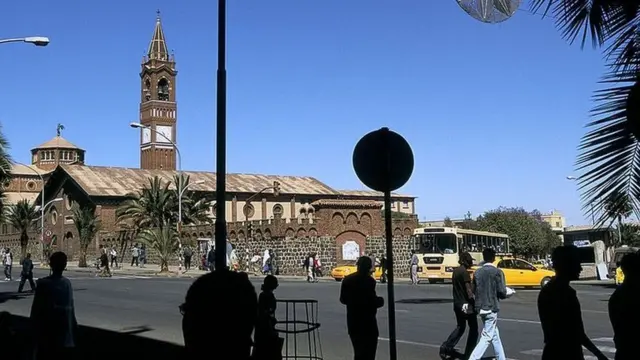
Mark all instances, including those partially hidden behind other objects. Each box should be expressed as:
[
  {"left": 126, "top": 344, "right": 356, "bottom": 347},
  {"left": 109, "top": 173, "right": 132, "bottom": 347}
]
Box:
[
  {"left": 0, "top": 36, "right": 50, "bottom": 46},
  {"left": 12, "top": 162, "right": 48, "bottom": 264},
  {"left": 36, "top": 197, "right": 63, "bottom": 260},
  {"left": 243, "top": 182, "right": 281, "bottom": 238},
  {"left": 566, "top": 175, "right": 595, "bottom": 225},
  {"left": 129, "top": 122, "right": 190, "bottom": 271},
  {"left": 177, "top": 179, "right": 205, "bottom": 271}
]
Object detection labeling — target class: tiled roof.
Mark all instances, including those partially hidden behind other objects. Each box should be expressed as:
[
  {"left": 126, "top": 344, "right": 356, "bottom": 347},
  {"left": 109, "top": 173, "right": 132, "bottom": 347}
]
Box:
[
  {"left": 3, "top": 192, "right": 39, "bottom": 205},
  {"left": 32, "top": 136, "right": 82, "bottom": 150},
  {"left": 338, "top": 190, "right": 413, "bottom": 199},
  {"left": 9, "top": 163, "right": 50, "bottom": 176},
  {"left": 60, "top": 165, "right": 340, "bottom": 197},
  {"left": 311, "top": 199, "right": 383, "bottom": 209}
]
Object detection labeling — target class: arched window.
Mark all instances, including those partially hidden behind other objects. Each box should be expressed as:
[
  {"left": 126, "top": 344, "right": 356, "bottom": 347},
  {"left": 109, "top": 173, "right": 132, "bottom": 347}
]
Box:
[{"left": 157, "top": 78, "right": 170, "bottom": 101}]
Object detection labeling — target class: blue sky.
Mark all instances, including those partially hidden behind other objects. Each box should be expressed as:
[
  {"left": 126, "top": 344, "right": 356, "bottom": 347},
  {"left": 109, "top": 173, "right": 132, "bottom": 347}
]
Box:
[{"left": 1, "top": 1, "right": 605, "bottom": 225}]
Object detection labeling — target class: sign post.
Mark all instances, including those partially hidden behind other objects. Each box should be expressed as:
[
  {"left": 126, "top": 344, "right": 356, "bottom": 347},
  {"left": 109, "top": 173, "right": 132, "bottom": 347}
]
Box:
[{"left": 353, "top": 127, "right": 414, "bottom": 360}]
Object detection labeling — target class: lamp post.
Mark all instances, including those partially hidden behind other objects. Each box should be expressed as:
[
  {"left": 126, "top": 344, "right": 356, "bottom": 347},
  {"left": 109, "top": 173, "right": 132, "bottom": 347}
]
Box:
[
  {"left": 177, "top": 179, "right": 205, "bottom": 271},
  {"left": 37, "top": 197, "right": 63, "bottom": 260},
  {"left": 129, "top": 122, "right": 189, "bottom": 271},
  {"left": 13, "top": 162, "right": 47, "bottom": 264},
  {"left": 0, "top": 36, "right": 50, "bottom": 46},
  {"left": 566, "top": 176, "right": 595, "bottom": 225},
  {"left": 243, "top": 182, "right": 281, "bottom": 238}
]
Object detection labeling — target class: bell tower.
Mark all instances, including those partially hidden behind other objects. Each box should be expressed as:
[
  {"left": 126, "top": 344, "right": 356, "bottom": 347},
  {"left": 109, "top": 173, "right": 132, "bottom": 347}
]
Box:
[{"left": 139, "top": 10, "right": 178, "bottom": 170}]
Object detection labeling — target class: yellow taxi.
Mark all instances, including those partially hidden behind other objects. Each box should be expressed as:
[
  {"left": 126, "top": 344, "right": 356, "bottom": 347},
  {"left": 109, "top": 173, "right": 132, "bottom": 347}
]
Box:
[
  {"left": 470, "top": 257, "right": 555, "bottom": 288},
  {"left": 330, "top": 265, "right": 384, "bottom": 281},
  {"left": 615, "top": 266, "right": 625, "bottom": 285}
]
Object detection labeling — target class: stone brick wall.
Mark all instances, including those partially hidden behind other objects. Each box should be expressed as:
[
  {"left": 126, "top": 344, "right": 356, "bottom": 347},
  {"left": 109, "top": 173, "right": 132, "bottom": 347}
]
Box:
[
  {"left": 366, "top": 236, "right": 413, "bottom": 276},
  {"left": 230, "top": 236, "right": 336, "bottom": 276}
]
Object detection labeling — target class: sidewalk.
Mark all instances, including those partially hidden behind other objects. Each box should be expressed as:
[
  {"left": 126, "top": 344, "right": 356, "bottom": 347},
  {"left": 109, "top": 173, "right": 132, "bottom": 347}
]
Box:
[{"left": 57, "top": 261, "right": 338, "bottom": 281}]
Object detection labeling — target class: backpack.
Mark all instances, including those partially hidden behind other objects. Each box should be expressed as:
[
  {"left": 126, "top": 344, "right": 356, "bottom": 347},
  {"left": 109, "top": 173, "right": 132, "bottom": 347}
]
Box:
[{"left": 302, "top": 257, "right": 309, "bottom": 268}]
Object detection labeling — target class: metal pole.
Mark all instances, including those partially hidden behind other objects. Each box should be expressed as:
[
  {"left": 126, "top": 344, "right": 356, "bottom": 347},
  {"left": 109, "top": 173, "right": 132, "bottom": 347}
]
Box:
[
  {"left": 214, "top": 0, "right": 228, "bottom": 271},
  {"left": 382, "top": 129, "right": 397, "bottom": 360},
  {"left": 383, "top": 190, "right": 397, "bottom": 360},
  {"left": 177, "top": 165, "right": 183, "bottom": 273},
  {"left": 14, "top": 163, "right": 46, "bottom": 263}
]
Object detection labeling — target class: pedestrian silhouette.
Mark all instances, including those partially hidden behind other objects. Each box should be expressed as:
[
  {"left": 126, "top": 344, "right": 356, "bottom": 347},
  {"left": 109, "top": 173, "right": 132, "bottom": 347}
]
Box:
[
  {"left": 253, "top": 275, "right": 283, "bottom": 360},
  {"left": 538, "top": 245, "right": 608, "bottom": 360},
  {"left": 18, "top": 252, "right": 36, "bottom": 293},
  {"left": 609, "top": 252, "right": 640, "bottom": 360},
  {"left": 441, "top": 251, "right": 478, "bottom": 359},
  {"left": 339, "top": 256, "right": 384, "bottom": 360},
  {"left": 30, "top": 251, "right": 78, "bottom": 360},
  {"left": 181, "top": 270, "right": 258, "bottom": 359}
]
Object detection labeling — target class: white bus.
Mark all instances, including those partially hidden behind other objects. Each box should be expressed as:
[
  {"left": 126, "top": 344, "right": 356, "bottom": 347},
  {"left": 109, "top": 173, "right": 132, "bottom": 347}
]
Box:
[{"left": 412, "top": 227, "right": 510, "bottom": 283}]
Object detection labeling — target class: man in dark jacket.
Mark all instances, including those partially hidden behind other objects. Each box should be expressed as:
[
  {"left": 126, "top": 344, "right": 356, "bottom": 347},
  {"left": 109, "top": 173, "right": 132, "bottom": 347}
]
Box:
[
  {"left": 339, "top": 256, "right": 384, "bottom": 360},
  {"left": 440, "top": 251, "right": 477, "bottom": 359},
  {"left": 18, "top": 253, "right": 36, "bottom": 293}
]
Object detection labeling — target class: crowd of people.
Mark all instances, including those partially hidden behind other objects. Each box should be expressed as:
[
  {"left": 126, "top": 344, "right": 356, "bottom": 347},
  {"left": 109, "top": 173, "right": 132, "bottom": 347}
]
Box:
[
  {"left": 438, "top": 246, "right": 639, "bottom": 360},
  {"left": 2, "top": 245, "right": 638, "bottom": 359}
]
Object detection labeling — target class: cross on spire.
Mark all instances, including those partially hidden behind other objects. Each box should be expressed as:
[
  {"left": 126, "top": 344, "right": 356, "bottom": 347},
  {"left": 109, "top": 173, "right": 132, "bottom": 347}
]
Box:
[{"left": 148, "top": 10, "right": 169, "bottom": 61}]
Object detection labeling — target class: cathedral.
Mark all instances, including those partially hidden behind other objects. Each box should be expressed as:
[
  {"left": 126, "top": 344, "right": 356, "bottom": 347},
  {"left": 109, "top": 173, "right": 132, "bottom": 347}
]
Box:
[{"left": 0, "top": 13, "right": 417, "bottom": 272}]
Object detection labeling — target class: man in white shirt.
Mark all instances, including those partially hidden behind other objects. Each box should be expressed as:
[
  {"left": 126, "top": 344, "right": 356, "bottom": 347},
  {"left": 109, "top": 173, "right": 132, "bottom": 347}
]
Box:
[{"left": 30, "top": 251, "right": 78, "bottom": 360}]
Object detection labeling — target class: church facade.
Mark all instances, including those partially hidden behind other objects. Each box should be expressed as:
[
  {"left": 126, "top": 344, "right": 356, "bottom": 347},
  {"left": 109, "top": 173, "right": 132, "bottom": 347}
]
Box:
[{"left": 0, "top": 14, "right": 418, "bottom": 271}]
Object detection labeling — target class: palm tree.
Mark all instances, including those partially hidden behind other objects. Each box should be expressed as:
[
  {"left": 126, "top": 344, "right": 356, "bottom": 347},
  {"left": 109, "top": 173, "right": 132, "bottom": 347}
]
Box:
[
  {"left": 172, "top": 174, "right": 212, "bottom": 226},
  {"left": 0, "top": 125, "right": 12, "bottom": 186},
  {"left": 72, "top": 204, "right": 101, "bottom": 267},
  {"left": 532, "top": 1, "right": 640, "bottom": 222},
  {"left": 6, "top": 199, "right": 39, "bottom": 260},
  {"left": 137, "top": 226, "right": 178, "bottom": 272},
  {"left": 603, "top": 191, "right": 633, "bottom": 246},
  {"left": 116, "top": 176, "right": 176, "bottom": 231}
]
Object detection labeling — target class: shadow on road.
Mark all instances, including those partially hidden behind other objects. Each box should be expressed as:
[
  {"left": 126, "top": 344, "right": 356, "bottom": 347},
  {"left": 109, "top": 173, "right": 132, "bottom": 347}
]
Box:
[
  {"left": 7, "top": 314, "right": 184, "bottom": 359},
  {"left": 396, "top": 298, "right": 452, "bottom": 304},
  {"left": 0, "top": 291, "right": 33, "bottom": 304}
]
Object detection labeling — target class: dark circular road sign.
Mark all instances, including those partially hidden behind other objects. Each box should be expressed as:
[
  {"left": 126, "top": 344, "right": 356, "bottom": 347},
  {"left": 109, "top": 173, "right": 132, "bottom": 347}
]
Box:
[{"left": 352, "top": 127, "right": 414, "bottom": 192}]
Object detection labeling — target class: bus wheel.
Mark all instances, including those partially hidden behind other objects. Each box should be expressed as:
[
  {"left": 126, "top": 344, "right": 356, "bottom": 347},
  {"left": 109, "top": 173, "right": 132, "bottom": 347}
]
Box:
[{"left": 541, "top": 277, "right": 551, "bottom": 287}]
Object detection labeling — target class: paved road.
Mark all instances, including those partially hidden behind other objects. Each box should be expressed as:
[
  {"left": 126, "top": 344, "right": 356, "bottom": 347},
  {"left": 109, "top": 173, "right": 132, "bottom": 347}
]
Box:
[{"left": 0, "top": 270, "right": 617, "bottom": 360}]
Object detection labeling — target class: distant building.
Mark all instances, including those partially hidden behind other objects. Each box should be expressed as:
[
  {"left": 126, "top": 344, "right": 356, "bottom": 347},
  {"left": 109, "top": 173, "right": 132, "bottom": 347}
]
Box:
[{"left": 540, "top": 210, "right": 566, "bottom": 233}]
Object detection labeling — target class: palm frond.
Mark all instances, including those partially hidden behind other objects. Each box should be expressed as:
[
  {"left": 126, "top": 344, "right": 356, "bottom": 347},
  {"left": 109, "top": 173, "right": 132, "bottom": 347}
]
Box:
[
  {"left": 530, "top": 0, "right": 622, "bottom": 48},
  {"left": 576, "top": 67, "right": 640, "bottom": 225},
  {"left": 0, "top": 124, "right": 13, "bottom": 184}
]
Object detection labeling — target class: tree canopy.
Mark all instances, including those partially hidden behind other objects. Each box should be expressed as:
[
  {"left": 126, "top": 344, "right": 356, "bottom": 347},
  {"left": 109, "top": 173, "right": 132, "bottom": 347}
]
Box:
[{"left": 475, "top": 207, "right": 559, "bottom": 257}]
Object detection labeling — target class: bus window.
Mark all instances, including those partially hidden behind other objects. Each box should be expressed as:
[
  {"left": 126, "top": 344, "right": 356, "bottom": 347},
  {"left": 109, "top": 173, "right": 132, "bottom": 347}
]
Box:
[{"left": 417, "top": 233, "right": 457, "bottom": 254}]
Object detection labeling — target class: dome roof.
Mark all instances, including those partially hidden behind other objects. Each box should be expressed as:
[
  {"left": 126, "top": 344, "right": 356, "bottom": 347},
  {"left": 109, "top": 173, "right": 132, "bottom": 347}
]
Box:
[{"left": 32, "top": 135, "right": 83, "bottom": 151}]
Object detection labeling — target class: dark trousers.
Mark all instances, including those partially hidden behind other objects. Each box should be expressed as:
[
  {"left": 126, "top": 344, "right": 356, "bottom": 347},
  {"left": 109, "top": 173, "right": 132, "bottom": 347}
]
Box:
[
  {"left": 349, "top": 333, "right": 378, "bottom": 360},
  {"left": 111, "top": 256, "right": 118, "bottom": 268},
  {"left": 4, "top": 265, "right": 11, "bottom": 280},
  {"left": 441, "top": 306, "right": 478, "bottom": 358},
  {"left": 18, "top": 273, "right": 36, "bottom": 292},
  {"left": 131, "top": 256, "right": 138, "bottom": 267},
  {"left": 184, "top": 256, "right": 191, "bottom": 270}
]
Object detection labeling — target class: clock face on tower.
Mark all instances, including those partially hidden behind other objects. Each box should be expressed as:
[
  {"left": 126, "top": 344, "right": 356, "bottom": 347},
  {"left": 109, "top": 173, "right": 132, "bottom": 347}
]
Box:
[
  {"left": 156, "top": 125, "right": 173, "bottom": 143},
  {"left": 142, "top": 128, "right": 151, "bottom": 144}
]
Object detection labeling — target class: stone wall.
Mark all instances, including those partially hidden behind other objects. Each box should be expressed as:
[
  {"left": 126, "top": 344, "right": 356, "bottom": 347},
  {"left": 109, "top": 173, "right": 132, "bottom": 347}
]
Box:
[
  {"left": 366, "top": 236, "right": 413, "bottom": 276},
  {"left": 230, "top": 236, "right": 336, "bottom": 276},
  {"left": 0, "top": 234, "right": 43, "bottom": 263}
]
